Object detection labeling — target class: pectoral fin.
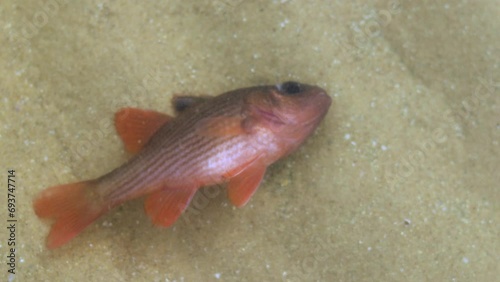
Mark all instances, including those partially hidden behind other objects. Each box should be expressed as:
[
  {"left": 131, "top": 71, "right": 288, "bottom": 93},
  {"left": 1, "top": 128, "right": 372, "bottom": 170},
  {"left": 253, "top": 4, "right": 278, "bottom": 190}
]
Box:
[
  {"left": 115, "top": 107, "right": 173, "bottom": 154},
  {"left": 227, "top": 161, "right": 267, "bottom": 207},
  {"left": 144, "top": 185, "right": 197, "bottom": 227}
]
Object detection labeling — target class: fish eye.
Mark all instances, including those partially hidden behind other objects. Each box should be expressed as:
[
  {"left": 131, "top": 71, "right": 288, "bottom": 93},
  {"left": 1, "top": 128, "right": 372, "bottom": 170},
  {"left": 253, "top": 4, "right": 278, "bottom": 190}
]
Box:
[{"left": 278, "top": 81, "right": 302, "bottom": 95}]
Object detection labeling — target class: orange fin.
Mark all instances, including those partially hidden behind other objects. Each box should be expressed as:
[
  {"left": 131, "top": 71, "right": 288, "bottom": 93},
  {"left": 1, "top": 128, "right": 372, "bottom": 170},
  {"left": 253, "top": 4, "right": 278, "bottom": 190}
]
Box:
[
  {"left": 197, "top": 116, "right": 247, "bottom": 137},
  {"left": 33, "top": 180, "right": 105, "bottom": 249},
  {"left": 144, "top": 186, "right": 197, "bottom": 227},
  {"left": 115, "top": 107, "right": 173, "bottom": 154},
  {"left": 172, "top": 95, "right": 212, "bottom": 113},
  {"left": 227, "top": 161, "right": 267, "bottom": 207}
]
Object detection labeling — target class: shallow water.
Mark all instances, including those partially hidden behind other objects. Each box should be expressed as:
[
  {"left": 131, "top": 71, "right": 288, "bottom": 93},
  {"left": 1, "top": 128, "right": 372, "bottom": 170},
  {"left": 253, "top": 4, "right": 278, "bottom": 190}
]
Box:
[{"left": 1, "top": 1, "right": 498, "bottom": 281}]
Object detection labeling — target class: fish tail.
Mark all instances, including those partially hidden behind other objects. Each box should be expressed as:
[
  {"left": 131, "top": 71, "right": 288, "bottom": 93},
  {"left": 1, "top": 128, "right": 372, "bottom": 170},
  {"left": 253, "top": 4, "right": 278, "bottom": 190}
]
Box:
[{"left": 33, "top": 180, "right": 106, "bottom": 249}]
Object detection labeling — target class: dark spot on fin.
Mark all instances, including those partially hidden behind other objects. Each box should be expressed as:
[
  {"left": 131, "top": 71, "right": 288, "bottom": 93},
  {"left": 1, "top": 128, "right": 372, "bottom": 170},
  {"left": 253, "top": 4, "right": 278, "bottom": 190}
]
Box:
[{"left": 172, "top": 95, "right": 212, "bottom": 113}]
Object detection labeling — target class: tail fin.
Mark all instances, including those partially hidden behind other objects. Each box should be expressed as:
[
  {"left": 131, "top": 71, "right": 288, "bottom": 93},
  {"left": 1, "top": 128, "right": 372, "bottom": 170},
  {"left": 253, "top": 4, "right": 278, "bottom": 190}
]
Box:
[{"left": 33, "top": 180, "right": 105, "bottom": 249}]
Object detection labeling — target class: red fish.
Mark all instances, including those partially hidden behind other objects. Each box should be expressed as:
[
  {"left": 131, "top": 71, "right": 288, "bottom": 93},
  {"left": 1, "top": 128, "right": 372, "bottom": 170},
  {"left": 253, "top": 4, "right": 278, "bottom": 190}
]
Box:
[{"left": 33, "top": 81, "right": 331, "bottom": 249}]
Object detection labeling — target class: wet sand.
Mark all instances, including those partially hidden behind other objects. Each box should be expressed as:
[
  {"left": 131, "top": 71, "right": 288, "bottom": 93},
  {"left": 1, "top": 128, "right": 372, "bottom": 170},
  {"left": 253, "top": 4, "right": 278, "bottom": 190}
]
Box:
[{"left": 1, "top": 1, "right": 498, "bottom": 281}]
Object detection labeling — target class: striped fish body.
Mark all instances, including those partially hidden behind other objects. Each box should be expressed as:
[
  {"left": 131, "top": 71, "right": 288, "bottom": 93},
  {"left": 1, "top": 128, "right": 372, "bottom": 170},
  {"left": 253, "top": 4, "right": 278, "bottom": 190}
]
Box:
[{"left": 33, "top": 81, "right": 331, "bottom": 249}]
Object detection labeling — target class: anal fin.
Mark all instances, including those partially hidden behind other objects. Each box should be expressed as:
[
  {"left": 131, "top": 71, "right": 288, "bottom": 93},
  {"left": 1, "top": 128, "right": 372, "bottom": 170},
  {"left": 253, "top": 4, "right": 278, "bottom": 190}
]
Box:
[{"left": 144, "top": 185, "right": 198, "bottom": 227}]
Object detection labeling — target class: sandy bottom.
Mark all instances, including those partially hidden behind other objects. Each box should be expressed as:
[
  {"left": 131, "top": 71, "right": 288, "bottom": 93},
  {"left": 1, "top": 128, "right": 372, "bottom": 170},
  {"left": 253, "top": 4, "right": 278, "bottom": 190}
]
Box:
[{"left": 1, "top": 1, "right": 498, "bottom": 281}]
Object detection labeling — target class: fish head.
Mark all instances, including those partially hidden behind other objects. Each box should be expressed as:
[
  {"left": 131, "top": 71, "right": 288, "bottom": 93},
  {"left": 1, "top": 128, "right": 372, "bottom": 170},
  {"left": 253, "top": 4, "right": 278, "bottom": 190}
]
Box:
[{"left": 246, "top": 81, "right": 331, "bottom": 153}]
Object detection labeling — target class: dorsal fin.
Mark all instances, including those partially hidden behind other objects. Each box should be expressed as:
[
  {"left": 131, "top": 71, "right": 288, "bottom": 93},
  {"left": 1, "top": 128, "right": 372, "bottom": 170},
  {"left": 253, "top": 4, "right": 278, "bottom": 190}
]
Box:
[
  {"left": 114, "top": 107, "right": 173, "bottom": 154},
  {"left": 172, "top": 95, "right": 212, "bottom": 113}
]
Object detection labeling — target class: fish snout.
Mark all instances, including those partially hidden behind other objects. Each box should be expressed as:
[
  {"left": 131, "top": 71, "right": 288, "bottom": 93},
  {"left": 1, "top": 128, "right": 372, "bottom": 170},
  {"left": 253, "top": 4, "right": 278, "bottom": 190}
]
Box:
[{"left": 311, "top": 88, "right": 332, "bottom": 115}]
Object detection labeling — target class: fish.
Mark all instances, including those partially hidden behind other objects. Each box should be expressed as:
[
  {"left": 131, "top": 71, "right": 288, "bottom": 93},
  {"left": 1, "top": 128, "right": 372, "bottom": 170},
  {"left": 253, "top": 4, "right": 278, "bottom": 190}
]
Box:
[{"left": 33, "top": 81, "right": 331, "bottom": 249}]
